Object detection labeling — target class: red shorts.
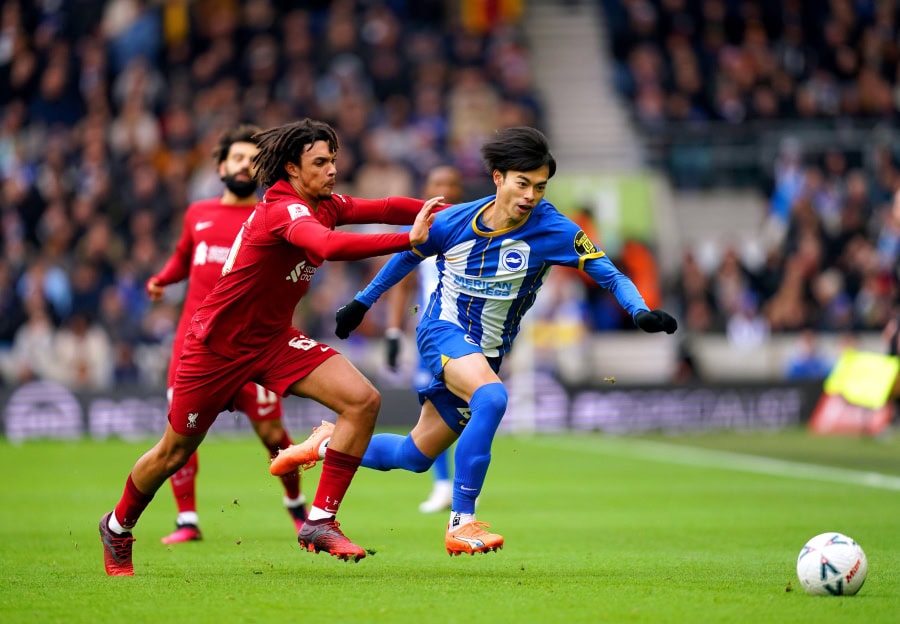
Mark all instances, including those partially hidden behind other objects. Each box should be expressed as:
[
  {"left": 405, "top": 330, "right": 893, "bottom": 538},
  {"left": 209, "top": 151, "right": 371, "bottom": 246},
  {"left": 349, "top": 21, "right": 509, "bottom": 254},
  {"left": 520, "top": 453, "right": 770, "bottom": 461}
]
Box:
[
  {"left": 169, "top": 328, "right": 338, "bottom": 435},
  {"left": 233, "top": 383, "right": 282, "bottom": 422},
  {"left": 166, "top": 382, "right": 282, "bottom": 422}
]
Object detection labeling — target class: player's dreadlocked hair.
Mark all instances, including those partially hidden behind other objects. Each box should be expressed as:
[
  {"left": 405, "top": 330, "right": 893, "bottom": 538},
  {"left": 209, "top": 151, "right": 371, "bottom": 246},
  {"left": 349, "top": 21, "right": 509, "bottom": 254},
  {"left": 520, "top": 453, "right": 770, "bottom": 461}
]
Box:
[
  {"left": 252, "top": 119, "right": 340, "bottom": 187},
  {"left": 481, "top": 127, "right": 556, "bottom": 179},
  {"left": 212, "top": 124, "right": 262, "bottom": 164}
]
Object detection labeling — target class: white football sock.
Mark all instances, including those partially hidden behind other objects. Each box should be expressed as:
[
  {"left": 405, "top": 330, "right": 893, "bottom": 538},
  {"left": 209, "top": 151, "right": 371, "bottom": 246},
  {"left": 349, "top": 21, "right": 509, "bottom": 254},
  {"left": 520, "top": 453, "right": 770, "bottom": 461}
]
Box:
[
  {"left": 176, "top": 511, "right": 199, "bottom": 527},
  {"left": 108, "top": 512, "right": 129, "bottom": 535},
  {"left": 307, "top": 505, "right": 334, "bottom": 522},
  {"left": 284, "top": 493, "right": 306, "bottom": 508},
  {"left": 448, "top": 511, "right": 475, "bottom": 530}
]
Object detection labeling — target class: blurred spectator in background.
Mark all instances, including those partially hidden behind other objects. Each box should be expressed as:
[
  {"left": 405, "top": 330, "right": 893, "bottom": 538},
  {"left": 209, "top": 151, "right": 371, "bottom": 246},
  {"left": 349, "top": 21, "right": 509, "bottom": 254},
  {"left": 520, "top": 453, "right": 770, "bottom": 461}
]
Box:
[
  {"left": 783, "top": 329, "right": 835, "bottom": 381},
  {"left": 672, "top": 339, "right": 702, "bottom": 385},
  {"left": 0, "top": 259, "right": 26, "bottom": 346},
  {"left": 726, "top": 293, "right": 769, "bottom": 350},
  {"left": 881, "top": 308, "right": 900, "bottom": 401},
  {"left": 673, "top": 249, "right": 717, "bottom": 332},
  {"left": 1, "top": 291, "right": 58, "bottom": 386},
  {"left": 16, "top": 256, "right": 70, "bottom": 322},
  {"left": 54, "top": 311, "right": 114, "bottom": 390}
]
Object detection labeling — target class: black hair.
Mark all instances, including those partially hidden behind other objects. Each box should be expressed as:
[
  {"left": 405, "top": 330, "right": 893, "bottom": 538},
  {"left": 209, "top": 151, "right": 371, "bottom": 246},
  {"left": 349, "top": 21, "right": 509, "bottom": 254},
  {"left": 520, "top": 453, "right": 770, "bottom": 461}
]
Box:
[
  {"left": 480, "top": 126, "right": 556, "bottom": 179},
  {"left": 212, "top": 124, "right": 262, "bottom": 164},
  {"left": 252, "top": 119, "right": 340, "bottom": 187}
]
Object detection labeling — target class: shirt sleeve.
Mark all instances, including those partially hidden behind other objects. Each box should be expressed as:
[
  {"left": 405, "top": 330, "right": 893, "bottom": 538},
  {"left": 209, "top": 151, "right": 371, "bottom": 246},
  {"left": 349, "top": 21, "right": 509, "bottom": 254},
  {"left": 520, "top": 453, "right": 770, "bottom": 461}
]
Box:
[
  {"left": 356, "top": 251, "right": 426, "bottom": 307},
  {"left": 284, "top": 216, "right": 411, "bottom": 264},
  {"left": 355, "top": 211, "right": 448, "bottom": 305},
  {"left": 153, "top": 211, "right": 194, "bottom": 285},
  {"left": 543, "top": 210, "right": 649, "bottom": 320},
  {"left": 582, "top": 255, "right": 649, "bottom": 320},
  {"left": 335, "top": 195, "right": 425, "bottom": 226}
]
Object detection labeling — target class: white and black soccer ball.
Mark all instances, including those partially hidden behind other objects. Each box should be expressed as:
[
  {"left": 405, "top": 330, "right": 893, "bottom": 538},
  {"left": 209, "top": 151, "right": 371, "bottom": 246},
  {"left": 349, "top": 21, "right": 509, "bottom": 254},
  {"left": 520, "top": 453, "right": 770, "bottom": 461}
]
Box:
[{"left": 796, "top": 532, "right": 868, "bottom": 596}]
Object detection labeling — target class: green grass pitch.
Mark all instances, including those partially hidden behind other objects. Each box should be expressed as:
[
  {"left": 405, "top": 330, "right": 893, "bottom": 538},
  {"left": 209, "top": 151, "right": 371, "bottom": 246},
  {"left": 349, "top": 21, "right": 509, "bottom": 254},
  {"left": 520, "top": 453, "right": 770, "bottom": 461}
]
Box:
[{"left": 2, "top": 428, "right": 899, "bottom": 623}]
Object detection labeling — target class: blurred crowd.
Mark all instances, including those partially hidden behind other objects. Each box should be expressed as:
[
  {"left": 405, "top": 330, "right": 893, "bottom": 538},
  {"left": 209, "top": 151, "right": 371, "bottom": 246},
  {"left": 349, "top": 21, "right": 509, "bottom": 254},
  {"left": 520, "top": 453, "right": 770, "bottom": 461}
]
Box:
[
  {"left": 599, "top": 0, "right": 900, "bottom": 373},
  {"left": 0, "top": 0, "right": 541, "bottom": 389},
  {"left": 672, "top": 172, "right": 899, "bottom": 337},
  {"left": 603, "top": 0, "right": 899, "bottom": 126}
]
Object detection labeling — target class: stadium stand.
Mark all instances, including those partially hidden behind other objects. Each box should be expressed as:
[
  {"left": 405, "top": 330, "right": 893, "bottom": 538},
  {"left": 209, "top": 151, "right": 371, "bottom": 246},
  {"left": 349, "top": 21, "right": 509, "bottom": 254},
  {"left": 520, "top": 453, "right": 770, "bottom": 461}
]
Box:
[{"left": 599, "top": 0, "right": 900, "bottom": 354}]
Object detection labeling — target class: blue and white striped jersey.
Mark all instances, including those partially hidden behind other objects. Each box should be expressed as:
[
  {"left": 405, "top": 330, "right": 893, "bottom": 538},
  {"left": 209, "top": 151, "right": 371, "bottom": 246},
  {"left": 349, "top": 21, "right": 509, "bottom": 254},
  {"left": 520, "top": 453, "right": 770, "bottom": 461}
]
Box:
[{"left": 357, "top": 196, "right": 649, "bottom": 357}]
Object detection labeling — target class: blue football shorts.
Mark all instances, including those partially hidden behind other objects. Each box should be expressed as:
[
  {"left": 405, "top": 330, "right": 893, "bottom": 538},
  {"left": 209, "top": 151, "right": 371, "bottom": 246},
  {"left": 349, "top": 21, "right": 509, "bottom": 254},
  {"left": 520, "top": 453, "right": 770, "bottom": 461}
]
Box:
[{"left": 415, "top": 318, "right": 502, "bottom": 434}]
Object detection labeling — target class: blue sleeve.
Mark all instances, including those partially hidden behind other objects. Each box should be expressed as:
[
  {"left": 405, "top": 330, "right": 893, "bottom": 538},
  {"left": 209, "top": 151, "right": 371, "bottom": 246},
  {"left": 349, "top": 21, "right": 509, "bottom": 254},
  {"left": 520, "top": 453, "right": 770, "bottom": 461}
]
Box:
[
  {"left": 356, "top": 208, "right": 452, "bottom": 305},
  {"left": 583, "top": 255, "right": 649, "bottom": 320},
  {"left": 356, "top": 251, "right": 425, "bottom": 307},
  {"left": 536, "top": 207, "right": 649, "bottom": 320}
]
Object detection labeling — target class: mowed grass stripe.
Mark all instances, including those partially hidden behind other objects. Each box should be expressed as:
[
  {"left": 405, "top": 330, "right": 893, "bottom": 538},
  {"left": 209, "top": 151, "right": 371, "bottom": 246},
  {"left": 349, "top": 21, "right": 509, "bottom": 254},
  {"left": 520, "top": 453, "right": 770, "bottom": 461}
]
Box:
[{"left": 528, "top": 434, "right": 900, "bottom": 491}]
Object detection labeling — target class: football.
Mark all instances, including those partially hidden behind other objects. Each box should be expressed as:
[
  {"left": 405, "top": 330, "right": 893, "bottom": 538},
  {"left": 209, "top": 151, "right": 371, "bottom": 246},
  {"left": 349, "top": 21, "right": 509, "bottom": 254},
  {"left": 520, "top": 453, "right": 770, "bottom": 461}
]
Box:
[{"left": 796, "top": 532, "right": 868, "bottom": 596}]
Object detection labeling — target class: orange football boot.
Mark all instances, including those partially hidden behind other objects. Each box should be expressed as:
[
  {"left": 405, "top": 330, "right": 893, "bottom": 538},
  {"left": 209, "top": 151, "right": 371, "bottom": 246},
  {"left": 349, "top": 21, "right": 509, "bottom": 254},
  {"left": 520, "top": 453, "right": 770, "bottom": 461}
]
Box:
[
  {"left": 445, "top": 520, "right": 504, "bottom": 556},
  {"left": 270, "top": 420, "right": 334, "bottom": 475}
]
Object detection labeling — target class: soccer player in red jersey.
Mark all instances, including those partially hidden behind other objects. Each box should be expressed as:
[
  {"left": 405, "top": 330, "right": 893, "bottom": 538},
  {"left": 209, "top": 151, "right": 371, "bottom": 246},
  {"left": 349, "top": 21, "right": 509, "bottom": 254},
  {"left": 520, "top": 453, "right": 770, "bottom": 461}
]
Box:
[
  {"left": 99, "top": 119, "right": 441, "bottom": 575},
  {"left": 145, "top": 125, "right": 308, "bottom": 545}
]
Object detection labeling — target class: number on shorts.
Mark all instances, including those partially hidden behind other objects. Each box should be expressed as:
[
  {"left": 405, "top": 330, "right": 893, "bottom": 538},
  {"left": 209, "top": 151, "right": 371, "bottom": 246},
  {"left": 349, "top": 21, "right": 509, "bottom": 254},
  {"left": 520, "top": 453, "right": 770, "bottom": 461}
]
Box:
[
  {"left": 255, "top": 384, "right": 277, "bottom": 404},
  {"left": 288, "top": 336, "right": 318, "bottom": 350}
]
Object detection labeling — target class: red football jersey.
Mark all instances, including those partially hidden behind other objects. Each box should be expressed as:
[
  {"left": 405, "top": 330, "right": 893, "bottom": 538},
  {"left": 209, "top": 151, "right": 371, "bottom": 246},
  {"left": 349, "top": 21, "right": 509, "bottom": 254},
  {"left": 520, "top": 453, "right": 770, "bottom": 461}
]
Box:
[
  {"left": 191, "top": 180, "right": 424, "bottom": 357},
  {"left": 152, "top": 198, "right": 254, "bottom": 385}
]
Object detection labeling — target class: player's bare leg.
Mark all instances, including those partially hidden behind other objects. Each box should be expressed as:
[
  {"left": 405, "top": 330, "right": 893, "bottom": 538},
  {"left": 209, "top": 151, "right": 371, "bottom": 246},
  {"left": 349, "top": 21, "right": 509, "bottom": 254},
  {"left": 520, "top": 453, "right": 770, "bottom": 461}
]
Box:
[
  {"left": 283, "top": 354, "right": 379, "bottom": 562},
  {"left": 101, "top": 426, "right": 205, "bottom": 575},
  {"left": 131, "top": 426, "right": 207, "bottom": 494}
]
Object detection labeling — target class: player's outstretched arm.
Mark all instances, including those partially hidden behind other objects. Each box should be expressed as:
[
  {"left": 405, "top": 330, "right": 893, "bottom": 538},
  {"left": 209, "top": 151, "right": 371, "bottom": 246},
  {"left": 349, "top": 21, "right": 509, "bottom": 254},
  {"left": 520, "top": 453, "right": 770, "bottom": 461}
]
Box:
[
  {"left": 338, "top": 194, "right": 449, "bottom": 226},
  {"left": 335, "top": 250, "right": 427, "bottom": 339},
  {"left": 408, "top": 195, "right": 441, "bottom": 246},
  {"left": 334, "top": 196, "right": 443, "bottom": 339},
  {"left": 634, "top": 309, "right": 678, "bottom": 334}
]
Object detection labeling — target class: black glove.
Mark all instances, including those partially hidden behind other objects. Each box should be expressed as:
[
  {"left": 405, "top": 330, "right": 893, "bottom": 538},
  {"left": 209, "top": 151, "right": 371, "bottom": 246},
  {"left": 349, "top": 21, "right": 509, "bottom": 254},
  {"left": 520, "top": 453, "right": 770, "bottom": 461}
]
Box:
[
  {"left": 634, "top": 309, "right": 678, "bottom": 334},
  {"left": 385, "top": 329, "right": 401, "bottom": 370},
  {"left": 335, "top": 299, "right": 370, "bottom": 339}
]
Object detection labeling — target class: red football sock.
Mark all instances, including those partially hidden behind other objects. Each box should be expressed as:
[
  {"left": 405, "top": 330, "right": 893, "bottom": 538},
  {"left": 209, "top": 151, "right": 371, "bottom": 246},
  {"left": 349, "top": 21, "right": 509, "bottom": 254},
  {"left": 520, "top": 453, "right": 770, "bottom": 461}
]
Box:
[
  {"left": 168, "top": 451, "right": 198, "bottom": 513},
  {"left": 266, "top": 431, "right": 300, "bottom": 499},
  {"left": 311, "top": 447, "right": 361, "bottom": 517},
  {"left": 114, "top": 474, "right": 155, "bottom": 530}
]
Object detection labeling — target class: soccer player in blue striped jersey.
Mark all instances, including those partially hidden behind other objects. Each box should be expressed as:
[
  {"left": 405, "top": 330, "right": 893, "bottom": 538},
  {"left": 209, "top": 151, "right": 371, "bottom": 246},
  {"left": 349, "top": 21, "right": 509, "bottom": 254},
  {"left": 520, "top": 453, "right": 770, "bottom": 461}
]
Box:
[{"left": 277, "top": 127, "right": 677, "bottom": 555}]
